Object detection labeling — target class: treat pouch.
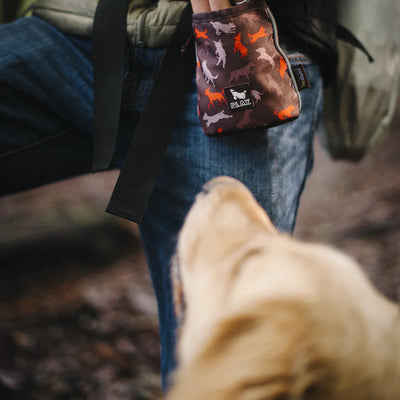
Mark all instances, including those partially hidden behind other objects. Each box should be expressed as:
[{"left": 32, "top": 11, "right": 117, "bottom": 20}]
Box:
[{"left": 192, "top": 0, "right": 301, "bottom": 136}]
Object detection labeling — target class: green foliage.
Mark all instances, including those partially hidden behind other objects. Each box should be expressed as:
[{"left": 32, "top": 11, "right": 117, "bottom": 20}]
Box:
[
  {"left": 19, "top": 0, "right": 35, "bottom": 15},
  {"left": 0, "top": 0, "right": 35, "bottom": 23}
]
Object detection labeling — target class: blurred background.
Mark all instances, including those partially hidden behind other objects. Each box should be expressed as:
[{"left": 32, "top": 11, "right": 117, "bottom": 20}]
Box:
[
  {"left": 1, "top": 1, "right": 400, "bottom": 399},
  {"left": 1, "top": 107, "right": 399, "bottom": 400}
]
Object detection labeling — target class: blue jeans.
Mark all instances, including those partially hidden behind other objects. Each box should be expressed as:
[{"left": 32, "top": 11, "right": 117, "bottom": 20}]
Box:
[{"left": 0, "top": 16, "right": 323, "bottom": 390}]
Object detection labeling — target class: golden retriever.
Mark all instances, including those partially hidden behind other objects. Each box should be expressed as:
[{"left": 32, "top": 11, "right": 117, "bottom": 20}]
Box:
[{"left": 168, "top": 176, "right": 400, "bottom": 400}]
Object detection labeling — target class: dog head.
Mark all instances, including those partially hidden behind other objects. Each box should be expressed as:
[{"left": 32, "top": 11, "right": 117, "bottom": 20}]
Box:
[{"left": 169, "top": 176, "right": 400, "bottom": 400}]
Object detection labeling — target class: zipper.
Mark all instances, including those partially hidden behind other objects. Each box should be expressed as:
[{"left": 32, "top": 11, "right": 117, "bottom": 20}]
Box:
[{"left": 135, "top": 7, "right": 155, "bottom": 47}]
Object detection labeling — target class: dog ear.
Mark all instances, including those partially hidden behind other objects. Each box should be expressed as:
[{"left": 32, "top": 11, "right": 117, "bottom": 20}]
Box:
[{"left": 258, "top": 207, "right": 278, "bottom": 234}]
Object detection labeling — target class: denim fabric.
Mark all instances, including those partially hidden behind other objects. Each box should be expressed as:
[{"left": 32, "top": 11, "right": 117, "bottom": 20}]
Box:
[
  {"left": 0, "top": 16, "right": 323, "bottom": 391},
  {"left": 139, "top": 50, "right": 323, "bottom": 389},
  {"left": 0, "top": 17, "right": 94, "bottom": 193}
]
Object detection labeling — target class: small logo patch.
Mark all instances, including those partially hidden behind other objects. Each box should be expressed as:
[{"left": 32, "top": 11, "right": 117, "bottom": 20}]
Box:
[
  {"left": 292, "top": 64, "right": 310, "bottom": 91},
  {"left": 225, "top": 83, "right": 255, "bottom": 112}
]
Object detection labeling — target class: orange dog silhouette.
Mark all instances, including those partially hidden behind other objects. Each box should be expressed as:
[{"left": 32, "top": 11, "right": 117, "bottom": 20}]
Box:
[
  {"left": 233, "top": 33, "right": 248, "bottom": 57},
  {"left": 205, "top": 88, "right": 226, "bottom": 108},
  {"left": 274, "top": 105, "right": 295, "bottom": 120},
  {"left": 277, "top": 57, "right": 287, "bottom": 79},
  {"left": 195, "top": 28, "right": 209, "bottom": 40},
  {"left": 247, "top": 26, "right": 268, "bottom": 44}
]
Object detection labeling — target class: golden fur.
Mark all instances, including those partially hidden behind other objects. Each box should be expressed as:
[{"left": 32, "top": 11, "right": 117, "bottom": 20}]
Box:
[{"left": 168, "top": 176, "right": 400, "bottom": 400}]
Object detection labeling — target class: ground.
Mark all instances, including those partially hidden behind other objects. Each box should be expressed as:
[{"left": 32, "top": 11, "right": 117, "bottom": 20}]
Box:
[
  {"left": 295, "top": 108, "right": 400, "bottom": 303},
  {"left": 0, "top": 105, "right": 399, "bottom": 399}
]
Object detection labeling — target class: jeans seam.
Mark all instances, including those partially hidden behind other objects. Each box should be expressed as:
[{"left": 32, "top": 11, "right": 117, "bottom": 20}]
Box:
[
  {"left": 290, "top": 74, "right": 323, "bottom": 232},
  {"left": 0, "top": 127, "right": 79, "bottom": 159},
  {"left": 311, "top": 80, "right": 324, "bottom": 133}
]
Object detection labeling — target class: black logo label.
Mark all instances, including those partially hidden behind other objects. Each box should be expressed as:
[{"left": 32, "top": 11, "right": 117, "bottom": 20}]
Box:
[
  {"left": 291, "top": 64, "right": 310, "bottom": 91},
  {"left": 225, "top": 83, "right": 255, "bottom": 112}
]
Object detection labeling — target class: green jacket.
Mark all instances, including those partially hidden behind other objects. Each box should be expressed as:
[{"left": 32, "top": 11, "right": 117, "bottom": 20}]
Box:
[
  {"left": 31, "top": 0, "right": 341, "bottom": 83},
  {"left": 32, "top": 0, "right": 187, "bottom": 47}
]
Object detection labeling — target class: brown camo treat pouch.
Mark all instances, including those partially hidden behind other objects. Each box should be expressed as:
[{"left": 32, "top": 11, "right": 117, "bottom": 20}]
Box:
[{"left": 192, "top": 0, "right": 302, "bottom": 136}]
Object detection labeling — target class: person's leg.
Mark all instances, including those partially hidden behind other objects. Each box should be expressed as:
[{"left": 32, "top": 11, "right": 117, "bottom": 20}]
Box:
[
  {"left": 0, "top": 16, "right": 95, "bottom": 195},
  {"left": 0, "top": 16, "right": 323, "bottom": 391},
  {"left": 0, "top": 17, "right": 176, "bottom": 389},
  {"left": 139, "top": 52, "right": 324, "bottom": 389}
]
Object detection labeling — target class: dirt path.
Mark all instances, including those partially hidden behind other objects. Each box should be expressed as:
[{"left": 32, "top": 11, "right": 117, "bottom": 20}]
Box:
[
  {"left": 0, "top": 221, "right": 162, "bottom": 400},
  {"left": 0, "top": 179, "right": 162, "bottom": 399},
  {"left": 295, "top": 107, "right": 400, "bottom": 303}
]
